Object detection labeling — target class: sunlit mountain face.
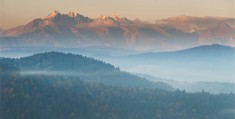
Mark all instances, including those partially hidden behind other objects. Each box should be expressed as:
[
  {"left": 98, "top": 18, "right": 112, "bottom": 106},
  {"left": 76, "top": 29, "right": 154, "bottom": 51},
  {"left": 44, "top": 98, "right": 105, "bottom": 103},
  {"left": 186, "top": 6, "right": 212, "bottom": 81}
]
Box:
[{"left": 1, "top": 11, "right": 234, "bottom": 51}]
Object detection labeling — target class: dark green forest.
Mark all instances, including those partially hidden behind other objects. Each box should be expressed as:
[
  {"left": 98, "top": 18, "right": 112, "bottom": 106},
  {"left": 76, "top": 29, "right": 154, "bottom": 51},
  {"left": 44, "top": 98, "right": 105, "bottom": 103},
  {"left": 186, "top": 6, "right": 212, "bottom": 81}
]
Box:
[
  {"left": 0, "top": 52, "right": 235, "bottom": 119},
  {"left": 0, "top": 52, "right": 173, "bottom": 90}
]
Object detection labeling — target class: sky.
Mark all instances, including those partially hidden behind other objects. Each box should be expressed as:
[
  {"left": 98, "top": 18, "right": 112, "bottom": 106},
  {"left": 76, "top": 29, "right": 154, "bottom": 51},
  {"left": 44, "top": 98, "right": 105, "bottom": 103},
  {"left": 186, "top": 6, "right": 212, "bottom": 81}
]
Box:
[{"left": 0, "top": 0, "right": 234, "bottom": 29}]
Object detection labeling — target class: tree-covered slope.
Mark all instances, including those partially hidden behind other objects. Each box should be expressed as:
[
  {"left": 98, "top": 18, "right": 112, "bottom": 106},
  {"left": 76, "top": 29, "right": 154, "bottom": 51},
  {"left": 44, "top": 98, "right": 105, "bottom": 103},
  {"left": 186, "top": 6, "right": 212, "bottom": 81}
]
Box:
[
  {"left": 1, "top": 52, "right": 115, "bottom": 72},
  {"left": 0, "top": 71, "right": 234, "bottom": 119},
  {"left": 0, "top": 52, "right": 173, "bottom": 90}
]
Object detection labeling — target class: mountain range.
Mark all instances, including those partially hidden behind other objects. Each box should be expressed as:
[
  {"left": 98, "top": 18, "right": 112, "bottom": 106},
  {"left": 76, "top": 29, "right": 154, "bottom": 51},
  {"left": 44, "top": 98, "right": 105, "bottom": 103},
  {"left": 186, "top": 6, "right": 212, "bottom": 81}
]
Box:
[
  {"left": 101, "top": 44, "right": 235, "bottom": 83},
  {"left": 1, "top": 11, "right": 234, "bottom": 51}
]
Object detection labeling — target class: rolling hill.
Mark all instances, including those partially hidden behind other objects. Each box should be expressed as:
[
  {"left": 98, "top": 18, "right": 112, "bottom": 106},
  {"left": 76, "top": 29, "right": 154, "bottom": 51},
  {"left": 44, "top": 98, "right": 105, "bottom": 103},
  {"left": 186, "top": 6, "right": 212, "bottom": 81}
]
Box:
[
  {"left": 103, "top": 44, "right": 235, "bottom": 83},
  {"left": 0, "top": 51, "right": 173, "bottom": 90},
  {"left": 1, "top": 66, "right": 234, "bottom": 119}
]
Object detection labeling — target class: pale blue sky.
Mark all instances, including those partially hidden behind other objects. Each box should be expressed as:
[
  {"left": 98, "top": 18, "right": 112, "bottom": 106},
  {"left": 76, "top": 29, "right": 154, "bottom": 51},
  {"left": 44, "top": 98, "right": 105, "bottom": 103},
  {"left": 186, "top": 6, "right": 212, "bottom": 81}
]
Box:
[{"left": 0, "top": 0, "right": 234, "bottom": 29}]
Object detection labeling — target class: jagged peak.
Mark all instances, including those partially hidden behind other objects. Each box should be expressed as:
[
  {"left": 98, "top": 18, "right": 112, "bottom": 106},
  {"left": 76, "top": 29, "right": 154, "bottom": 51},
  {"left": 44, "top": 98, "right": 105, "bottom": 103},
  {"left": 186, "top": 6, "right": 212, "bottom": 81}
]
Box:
[
  {"left": 96, "top": 15, "right": 113, "bottom": 20},
  {"left": 111, "top": 15, "right": 127, "bottom": 20},
  {"left": 45, "top": 10, "right": 61, "bottom": 20},
  {"left": 95, "top": 15, "right": 128, "bottom": 22},
  {"left": 44, "top": 11, "right": 91, "bottom": 20},
  {"left": 52, "top": 10, "right": 60, "bottom": 14},
  {"left": 67, "top": 11, "right": 78, "bottom": 18}
]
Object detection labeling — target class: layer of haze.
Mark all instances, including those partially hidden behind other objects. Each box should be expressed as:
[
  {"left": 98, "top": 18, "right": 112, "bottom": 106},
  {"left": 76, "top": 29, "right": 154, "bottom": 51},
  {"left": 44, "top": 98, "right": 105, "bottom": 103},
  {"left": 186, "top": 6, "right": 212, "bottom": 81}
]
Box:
[{"left": 0, "top": 0, "right": 234, "bottom": 29}]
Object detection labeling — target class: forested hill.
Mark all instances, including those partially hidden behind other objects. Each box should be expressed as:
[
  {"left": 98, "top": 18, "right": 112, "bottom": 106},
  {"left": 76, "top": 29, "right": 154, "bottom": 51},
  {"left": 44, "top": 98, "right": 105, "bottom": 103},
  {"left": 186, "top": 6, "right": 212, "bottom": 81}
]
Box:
[
  {"left": 1, "top": 52, "right": 235, "bottom": 119},
  {"left": 1, "top": 68, "right": 234, "bottom": 119},
  {"left": 0, "top": 52, "right": 173, "bottom": 90},
  {"left": 0, "top": 52, "right": 116, "bottom": 72}
]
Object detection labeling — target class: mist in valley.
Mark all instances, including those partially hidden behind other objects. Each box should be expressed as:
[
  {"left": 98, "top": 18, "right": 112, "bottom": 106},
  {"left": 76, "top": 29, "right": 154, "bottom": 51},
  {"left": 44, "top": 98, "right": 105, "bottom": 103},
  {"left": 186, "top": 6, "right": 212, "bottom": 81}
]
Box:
[
  {"left": 1, "top": 44, "right": 234, "bottom": 94},
  {"left": 1, "top": 46, "right": 235, "bottom": 119}
]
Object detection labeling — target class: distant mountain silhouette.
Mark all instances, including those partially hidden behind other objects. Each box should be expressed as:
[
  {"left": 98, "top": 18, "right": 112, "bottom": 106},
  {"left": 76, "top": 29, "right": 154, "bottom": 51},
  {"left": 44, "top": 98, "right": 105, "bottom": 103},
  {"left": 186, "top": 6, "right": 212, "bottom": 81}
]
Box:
[
  {"left": 127, "top": 44, "right": 235, "bottom": 61},
  {"left": 106, "top": 44, "right": 235, "bottom": 83}
]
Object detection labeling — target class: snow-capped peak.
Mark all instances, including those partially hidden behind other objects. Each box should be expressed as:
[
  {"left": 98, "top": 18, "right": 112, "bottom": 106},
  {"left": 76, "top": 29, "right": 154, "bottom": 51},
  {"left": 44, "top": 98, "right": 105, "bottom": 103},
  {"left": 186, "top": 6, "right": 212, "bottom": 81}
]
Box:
[
  {"left": 67, "top": 12, "right": 78, "bottom": 18},
  {"left": 111, "top": 15, "right": 123, "bottom": 19},
  {"left": 95, "top": 15, "right": 128, "bottom": 21},
  {"left": 45, "top": 10, "right": 61, "bottom": 20}
]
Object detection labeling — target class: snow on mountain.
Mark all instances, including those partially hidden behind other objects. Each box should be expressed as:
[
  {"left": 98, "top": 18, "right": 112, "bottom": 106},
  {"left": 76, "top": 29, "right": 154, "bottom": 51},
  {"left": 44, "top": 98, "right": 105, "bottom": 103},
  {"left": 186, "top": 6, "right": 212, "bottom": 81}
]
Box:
[
  {"left": 94, "top": 15, "right": 130, "bottom": 23},
  {"left": 44, "top": 10, "right": 61, "bottom": 20},
  {"left": 1, "top": 11, "right": 235, "bottom": 50},
  {"left": 44, "top": 11, "right": 92, "bottom": 25}
]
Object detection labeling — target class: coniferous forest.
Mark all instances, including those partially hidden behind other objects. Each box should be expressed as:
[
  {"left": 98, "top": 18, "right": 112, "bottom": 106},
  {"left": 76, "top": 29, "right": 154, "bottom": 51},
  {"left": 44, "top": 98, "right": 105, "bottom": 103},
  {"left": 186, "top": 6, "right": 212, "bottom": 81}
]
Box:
[{"left": 0, "top": 52, "right": 234, "bottom": 119}]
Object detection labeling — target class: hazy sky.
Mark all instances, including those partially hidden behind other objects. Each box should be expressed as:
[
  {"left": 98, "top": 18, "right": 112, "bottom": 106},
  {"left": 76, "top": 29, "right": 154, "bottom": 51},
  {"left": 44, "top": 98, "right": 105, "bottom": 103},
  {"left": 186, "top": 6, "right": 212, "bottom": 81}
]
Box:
[{"left": 0, "top": 0, "right": 234, "bottom": 29}]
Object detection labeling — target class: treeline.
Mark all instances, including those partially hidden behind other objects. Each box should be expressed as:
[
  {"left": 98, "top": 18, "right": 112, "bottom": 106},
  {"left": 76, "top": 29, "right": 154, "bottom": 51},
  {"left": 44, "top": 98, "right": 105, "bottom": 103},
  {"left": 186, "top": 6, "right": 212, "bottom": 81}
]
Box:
[
  {"left": 0, "top": 52, "right": 116, "bottom": 72},
  {"left": 0, "top": 72, "right": 234, "bottom": 119},
  {"left": 0, "top": 52, "right": 173, "bottom": 90},
  {"left": 0, "top": 52, "right": 234, "bottom": 119}
]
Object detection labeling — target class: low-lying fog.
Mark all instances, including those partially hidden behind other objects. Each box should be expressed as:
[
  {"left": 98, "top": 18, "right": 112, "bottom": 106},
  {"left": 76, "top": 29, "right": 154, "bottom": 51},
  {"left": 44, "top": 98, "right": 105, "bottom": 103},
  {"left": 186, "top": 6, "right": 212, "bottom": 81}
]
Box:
[
  {"left": 105, "top": 59, "right": 235, "bottom": 83},
  {"left": 19, "top": 69, "right": 235, "bottom": 94},
  {"left": 1, "top": 45, "right": 234, "bottom": 84}
]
